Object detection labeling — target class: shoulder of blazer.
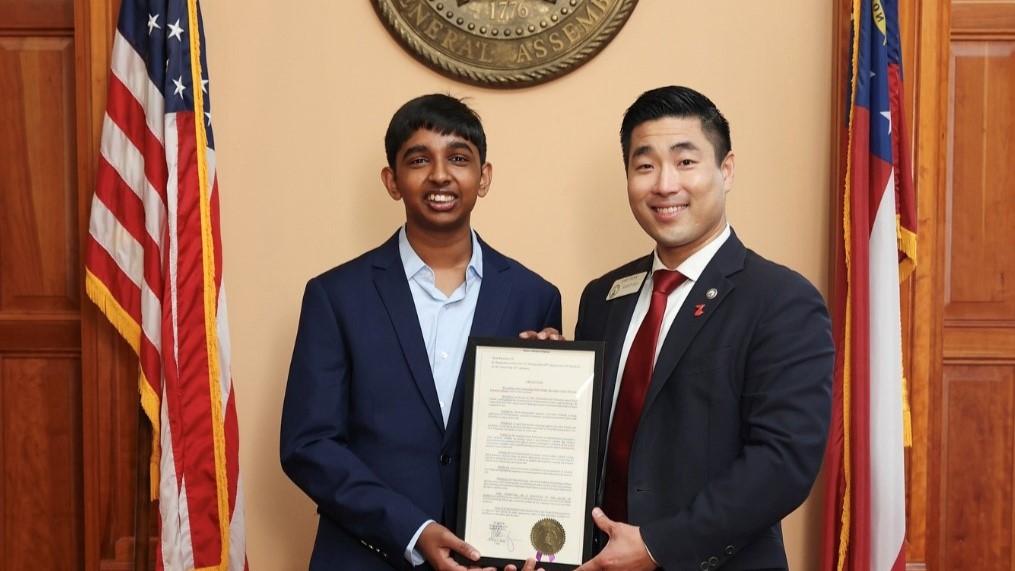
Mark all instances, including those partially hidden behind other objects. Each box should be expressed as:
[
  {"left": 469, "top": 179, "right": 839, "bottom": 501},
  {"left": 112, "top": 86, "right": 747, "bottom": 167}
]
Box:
[
  {"left": 476, "top": 234, "right": 559, "bottom": 297},
  {"left": 592, "top": 254, "right": 655, "bottom": 289},
  {"left": 305, "top": 231, "right": 402, "bottom": 291}
]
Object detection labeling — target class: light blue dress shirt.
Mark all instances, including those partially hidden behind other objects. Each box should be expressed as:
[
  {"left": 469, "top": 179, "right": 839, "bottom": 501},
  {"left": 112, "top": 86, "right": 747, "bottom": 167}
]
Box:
[{"left": 398, "top": 226, "right": 483, "bottom": 565}]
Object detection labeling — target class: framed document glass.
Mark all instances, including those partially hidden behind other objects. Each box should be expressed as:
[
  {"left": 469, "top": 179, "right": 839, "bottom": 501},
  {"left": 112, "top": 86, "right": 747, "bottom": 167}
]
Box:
[{"left": 457, "top": 338, "right": 604, "bottom": 570}]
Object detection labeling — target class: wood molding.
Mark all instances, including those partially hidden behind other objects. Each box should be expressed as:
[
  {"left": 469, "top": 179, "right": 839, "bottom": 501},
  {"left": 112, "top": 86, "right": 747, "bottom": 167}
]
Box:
[{"left": 908, "top": 1, "right": 951, "bottom": 568}]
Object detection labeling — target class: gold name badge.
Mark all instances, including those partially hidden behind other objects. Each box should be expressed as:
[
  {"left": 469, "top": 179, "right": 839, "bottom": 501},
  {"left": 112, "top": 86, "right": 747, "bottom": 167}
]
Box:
[{"left": 373, "top": 0, "right": 639, "bottom": 88}]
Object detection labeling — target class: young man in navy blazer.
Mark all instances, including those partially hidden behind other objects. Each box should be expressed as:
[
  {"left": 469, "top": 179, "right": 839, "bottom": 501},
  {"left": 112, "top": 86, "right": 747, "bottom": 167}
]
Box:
[
  {"left": 530, "top": 86, "right": 834, "bottom": 570},
  {"left": 281, "top": 95, "right": 561, "bottom": 571}
]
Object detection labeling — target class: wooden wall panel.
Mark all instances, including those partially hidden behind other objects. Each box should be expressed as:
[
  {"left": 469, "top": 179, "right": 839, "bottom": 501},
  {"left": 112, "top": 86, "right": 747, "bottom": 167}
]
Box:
[
  {"left": 0, "top": 0, "right": 73, "bottom": 31},
  {"left": 0, "top": 356, "right": 82, "bottom": 569},
  {"left": 0, "top": 36, "right": 79, "bottom": 313},
  {"left": 940, "top": 365, "right": 1015, "bottom": 570},
  {"left": 945, "top": 39, "right": 1015, "bottom": 323}
]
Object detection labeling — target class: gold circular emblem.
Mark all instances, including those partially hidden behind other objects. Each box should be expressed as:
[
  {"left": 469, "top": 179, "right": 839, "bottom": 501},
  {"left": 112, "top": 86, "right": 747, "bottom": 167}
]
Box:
[
  {"left": 530, "top": 517, "right": 566, "bottom": 555},
  {"left": 372, "top": 0, "right": 639, "bottom": 87}
]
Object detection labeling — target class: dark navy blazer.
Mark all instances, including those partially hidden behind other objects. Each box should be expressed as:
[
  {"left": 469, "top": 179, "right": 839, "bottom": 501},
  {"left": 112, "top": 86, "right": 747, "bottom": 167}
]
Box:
[
  {"left": 281, "top": 232, "right": 561, "bottom": 570},
  {"left": 575, "top": 231, "right": 833, "bottom": 571}
]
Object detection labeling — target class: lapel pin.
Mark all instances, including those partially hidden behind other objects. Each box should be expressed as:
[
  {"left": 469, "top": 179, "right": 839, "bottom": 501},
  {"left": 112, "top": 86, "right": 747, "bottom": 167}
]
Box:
[
  {"left": 694, "top": 304, "right": 705, "bottom": 317},
  {"left": 706, "top": 288, "right": 718, "bottom": 299}
]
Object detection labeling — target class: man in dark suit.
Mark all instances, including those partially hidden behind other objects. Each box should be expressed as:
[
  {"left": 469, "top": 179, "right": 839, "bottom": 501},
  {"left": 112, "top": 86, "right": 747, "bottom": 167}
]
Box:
[
  {"left": 281, "top": 94, "right": 561, "bottom": 571},
  {"left": 566, "top": 86, "right": 834, "bottom": 570}
]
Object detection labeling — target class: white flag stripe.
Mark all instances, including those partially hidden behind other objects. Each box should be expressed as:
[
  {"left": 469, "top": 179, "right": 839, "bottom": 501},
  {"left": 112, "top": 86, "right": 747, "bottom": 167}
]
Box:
[
  {"left": 175, "top": 478, "right": 197, "bottom": 571},
  {"left": 89, "top": 197, "right": 165, "bottom": 347},
  {"left": 216, "top": 287, "right": 232, "bottom": 401},
  {"left": 228, "top": 454, "right": 247, "bottom": 571},
  {"left": 89, "top": 196, "right": 143, "bottom": 288},
  {"left": 159, "top": 391, "right": 185, "bottom": 570},
  {"left": 110, "top": 31, "right": 165, "bottom": 145},
  {"left": 100, "top": 114, "right": 167, "bottom": 245},
  {"left": 165, "top": 112, "right": 183, "bottom": 369},
  {"left": 868, "top": 173, "right": 907, "bottom": 571}
]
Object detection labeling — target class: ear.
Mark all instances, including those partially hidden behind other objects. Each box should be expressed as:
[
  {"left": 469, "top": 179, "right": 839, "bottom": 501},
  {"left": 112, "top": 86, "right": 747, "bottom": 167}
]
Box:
[
  {"left": 381, "top": 166, "right": 401, "bottom": 201},
  {"left": 720, "top": 151, "right": 735, "bottom": 193},
  {"left": 477, "top": 162, "right": 493, "bottom": 198}
]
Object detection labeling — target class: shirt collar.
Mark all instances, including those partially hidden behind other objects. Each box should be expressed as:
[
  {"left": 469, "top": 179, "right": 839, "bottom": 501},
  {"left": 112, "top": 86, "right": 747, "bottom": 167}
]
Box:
[
  {"left": 398, "top": 226, "right": 484, "bottom": 280},
  {"left": 651, "top": 224, "right": 731, "bottom": 282}
]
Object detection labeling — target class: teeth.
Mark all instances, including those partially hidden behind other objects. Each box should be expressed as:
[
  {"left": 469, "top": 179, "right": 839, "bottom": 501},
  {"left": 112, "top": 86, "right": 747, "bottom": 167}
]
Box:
[
  {"left": 654, "top": 205, "right": 686, "bottom": 214},
  {"left": 427, "top": 192, "right": 455, "bottom": 203}
]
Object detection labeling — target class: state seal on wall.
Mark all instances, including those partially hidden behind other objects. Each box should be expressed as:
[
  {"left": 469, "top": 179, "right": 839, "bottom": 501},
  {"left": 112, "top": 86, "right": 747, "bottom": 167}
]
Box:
[{"left": 373, "top": 0, "right": 639, "bottom": 87}]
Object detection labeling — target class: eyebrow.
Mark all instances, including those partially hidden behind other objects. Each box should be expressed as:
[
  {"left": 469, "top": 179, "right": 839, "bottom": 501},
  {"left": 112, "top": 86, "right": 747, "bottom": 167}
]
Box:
[
  {"left": 630, "top": 145, "right": 653, "bottom": 160},
  {"left": 447, "top": 141, "right": 475, "bottom": 154},
  {"left": 400, "top": 141, "right": 475, "bottom": 160},
  {"left": 400, "top": 144, "right": 429, "bottom": 159},
  {"left": 670, "top": 141, "right": 700, "bottom": 153}
]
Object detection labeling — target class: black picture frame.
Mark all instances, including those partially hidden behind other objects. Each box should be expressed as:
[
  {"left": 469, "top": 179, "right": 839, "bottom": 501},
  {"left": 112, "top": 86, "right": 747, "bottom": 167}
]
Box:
[{"left": 455, "top": 337, "right": 605, "bottom": 570}]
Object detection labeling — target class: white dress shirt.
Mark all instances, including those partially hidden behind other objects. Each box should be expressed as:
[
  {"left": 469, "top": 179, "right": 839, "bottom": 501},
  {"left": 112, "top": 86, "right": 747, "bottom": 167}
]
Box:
[{"left": 609, "top": 224, "right": 731, "bottom": 426}]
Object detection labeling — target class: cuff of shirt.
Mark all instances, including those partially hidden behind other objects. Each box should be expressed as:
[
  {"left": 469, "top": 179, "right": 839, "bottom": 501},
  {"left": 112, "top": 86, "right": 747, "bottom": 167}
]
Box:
[
  {"left": 405, "top": 519, "right": 435, "bottom": 566},
  {"left": 641, "top": 529, "right": 660, "bottom": 567}
]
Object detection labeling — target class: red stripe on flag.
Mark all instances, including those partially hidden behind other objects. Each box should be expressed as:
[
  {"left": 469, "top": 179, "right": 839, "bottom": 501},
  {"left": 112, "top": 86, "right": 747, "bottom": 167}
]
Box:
[
  {"left": 847, "top": 105, "right": 873, "bottom": 571},
  {"left": 171, "top": 111, "right": 223, "bottom": 567},
  {"left": 86, "top": 236, "right": 143, "bottom": 323},
  {"left": 105, "top": 76, "right": 169, "bottom": 203},
  {"left": 225, "top": 388, "right": 240, "bottom": 513},
  {"left": 95, "top": 158, "right": 165, "bottom": 294},
  {"left": 211, "top": 178, "right": 223, "bottom": 291}
]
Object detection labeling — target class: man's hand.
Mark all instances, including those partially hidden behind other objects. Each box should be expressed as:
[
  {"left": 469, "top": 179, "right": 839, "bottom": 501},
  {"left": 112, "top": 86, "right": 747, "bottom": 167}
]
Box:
[
  {"left": 505, "top": 558, "right": 545, "bottom": 571},
  {"left": 518, "top": 327, "right": 565, "bottom": 341},
  {"left": 416, "top": 522, "right": 495, "bottom": 571},
  {"left": 574, "top": 508, "right": 657, "bottom": 571}
]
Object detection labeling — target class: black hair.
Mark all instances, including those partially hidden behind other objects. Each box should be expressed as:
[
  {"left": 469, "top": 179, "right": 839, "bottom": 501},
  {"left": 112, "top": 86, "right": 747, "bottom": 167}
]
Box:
[
  {"left": 384, "top": 94, "right": 487, "bottom": 169},
  {"left": 620, "top": 85, "right": 731, "bottom": 167}
]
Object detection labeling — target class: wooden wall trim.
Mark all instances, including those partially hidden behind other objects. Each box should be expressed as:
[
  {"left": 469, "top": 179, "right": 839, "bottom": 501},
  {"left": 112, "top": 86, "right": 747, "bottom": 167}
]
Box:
[{"left": 910, "top": 0, "right": 951, "bottom": 569}]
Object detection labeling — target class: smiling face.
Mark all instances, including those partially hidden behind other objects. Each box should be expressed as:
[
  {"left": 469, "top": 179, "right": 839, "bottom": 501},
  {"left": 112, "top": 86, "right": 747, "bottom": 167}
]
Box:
[
  {"left": 381, "top": 128, "right": 492, "bottom": 235},
  {"left": 626, "top": 116, "right": 734, "bottom": 268}
]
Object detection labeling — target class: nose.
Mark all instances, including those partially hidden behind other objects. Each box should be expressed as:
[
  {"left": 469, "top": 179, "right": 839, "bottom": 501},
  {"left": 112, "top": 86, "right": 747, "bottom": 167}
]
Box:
[
  {"left": 428, "top": 160, "right": 451, "bottom": 185},
  {"left": 654, "top": 163, "right": 679, "bottom": 195}
]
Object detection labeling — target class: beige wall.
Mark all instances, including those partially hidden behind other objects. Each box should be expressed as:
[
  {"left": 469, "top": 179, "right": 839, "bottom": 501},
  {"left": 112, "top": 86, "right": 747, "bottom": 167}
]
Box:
[{"left": 201, "top": 1, "right": 832, "bottom": 568}]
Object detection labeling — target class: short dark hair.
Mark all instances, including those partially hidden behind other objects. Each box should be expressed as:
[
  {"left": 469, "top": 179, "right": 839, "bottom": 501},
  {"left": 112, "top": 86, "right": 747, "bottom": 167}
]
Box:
[
  {"left": 620, "top": 86, "right": 731, "bottom": 167},
  {"left": 384, "top": 94, "right": 487, "bottom": 169}
]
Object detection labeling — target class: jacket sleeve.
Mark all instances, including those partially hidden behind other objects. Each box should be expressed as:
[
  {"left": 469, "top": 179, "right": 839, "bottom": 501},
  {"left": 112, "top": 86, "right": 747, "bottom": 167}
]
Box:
[
  {"left": 640, "top": 278, "right": 835, "bottom": 570},
  {"left": 279, "top": 278, "right": 429, "bottom": 562},
  {"left": 541, "top": 284, "right": 563, "bottom": 333}
]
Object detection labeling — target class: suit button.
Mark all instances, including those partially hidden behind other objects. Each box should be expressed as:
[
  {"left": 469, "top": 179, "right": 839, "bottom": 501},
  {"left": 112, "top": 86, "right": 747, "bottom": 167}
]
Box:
[
  {"left": 708, "top": 556, "right": 719, "bottom": 566},
  {"left": 699, "top": 562, "right": 709, "bottom": 571},
  {"left": 724, "top": 545, "right": 735, "bottom": 556},
  {"left": 440, "top": 454, "right": 451, "bottom": 465}
]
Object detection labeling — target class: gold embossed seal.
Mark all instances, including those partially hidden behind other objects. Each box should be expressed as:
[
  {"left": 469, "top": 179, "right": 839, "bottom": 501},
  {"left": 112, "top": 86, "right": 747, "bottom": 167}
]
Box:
[
  {"left": 372, "top": 0, "right": 639, "bottom": 87},
  {"left": 530, "top": 517, "right": 566, "bottom": 555}
]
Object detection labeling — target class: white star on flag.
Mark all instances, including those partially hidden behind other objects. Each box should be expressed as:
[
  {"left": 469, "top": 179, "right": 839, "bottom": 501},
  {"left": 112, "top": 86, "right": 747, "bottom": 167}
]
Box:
[
  {"left": 880, "top": 110, "right": 892, "bottom": 133},
  {"left": 201, "top": 78, "right": 209, "bottom": 93},
  {"left": 147, "top": 14, "right": 160, "bottom": 34},
  {"left": 173, "top": 76, "right": 186, "bottom": 97},
  {"left": 168, "top": 19, "right": 185, "bottom": 41}
]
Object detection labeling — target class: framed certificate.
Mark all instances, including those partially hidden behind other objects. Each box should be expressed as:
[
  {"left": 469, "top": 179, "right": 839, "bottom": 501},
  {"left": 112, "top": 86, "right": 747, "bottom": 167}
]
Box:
[{"left": 456, "top": 337, "right": 605, "bottom": 570}]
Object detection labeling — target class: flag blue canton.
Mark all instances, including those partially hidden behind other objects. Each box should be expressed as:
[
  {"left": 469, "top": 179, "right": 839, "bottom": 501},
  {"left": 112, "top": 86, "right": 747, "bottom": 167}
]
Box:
[
  {"left": 117, "top": 0, "right": 215, "bottom": 148},
  {"left": 854, "top": 0, "right": 893, "bottom": 166}
]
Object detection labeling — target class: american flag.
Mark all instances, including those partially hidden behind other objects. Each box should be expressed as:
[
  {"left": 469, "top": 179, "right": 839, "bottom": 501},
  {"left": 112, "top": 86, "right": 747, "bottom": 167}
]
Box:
[
  {"left": 822, "top": 0, "right": 915, "bottom": 570},
  {"left": 83, "top": 0, "right": 247, "bottom": 568}
]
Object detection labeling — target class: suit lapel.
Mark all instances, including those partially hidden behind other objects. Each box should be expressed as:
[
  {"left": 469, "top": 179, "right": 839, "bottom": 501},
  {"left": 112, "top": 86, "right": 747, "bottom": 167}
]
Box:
[
  {"left": 641, "top": 233, "right": 747, "bottom": 415},
  {"left": 446, "top": 238, "right": 513, "bottom": 444},
  {"left": 372, "top": 233, "right": 445, "bottom": 434},
  {"left": 599, "top": 256, "right": 652, "bottom": 442}
]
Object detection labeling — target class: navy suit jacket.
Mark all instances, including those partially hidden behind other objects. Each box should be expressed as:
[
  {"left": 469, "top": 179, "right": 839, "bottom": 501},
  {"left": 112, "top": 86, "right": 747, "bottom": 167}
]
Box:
[
  {"left": 575, "top": 231, "right": 833, "bottom": 571},
  {"left": 280, "top": 232, "right": 561, "bottom": 570}
]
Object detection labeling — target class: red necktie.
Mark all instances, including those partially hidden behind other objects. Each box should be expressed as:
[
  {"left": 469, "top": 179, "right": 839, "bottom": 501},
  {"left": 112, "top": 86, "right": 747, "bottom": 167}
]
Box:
[{"left": 603, "top": 269, "right": 686, "bottom": 522}]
